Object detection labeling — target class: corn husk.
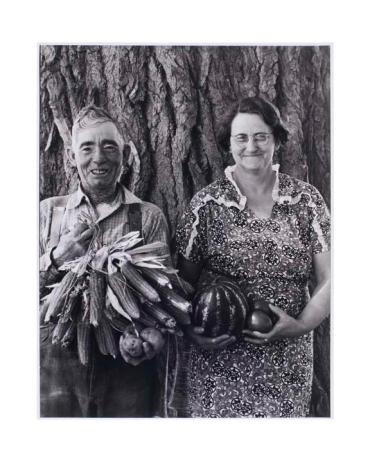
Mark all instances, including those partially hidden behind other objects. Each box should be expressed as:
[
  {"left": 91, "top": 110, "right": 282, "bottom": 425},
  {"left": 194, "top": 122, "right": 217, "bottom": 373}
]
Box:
[{"left": 42, "top": 230, "right": 190, "bottom": 365}]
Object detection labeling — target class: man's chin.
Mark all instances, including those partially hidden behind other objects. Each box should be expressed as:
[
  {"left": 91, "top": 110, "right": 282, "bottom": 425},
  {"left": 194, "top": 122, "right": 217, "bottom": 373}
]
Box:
[
  {"left": 84, "top": 178, "right": 117, "bottom": 192},
  {"left": 91, "top": 181, "right": 115, "bottom": 190}
]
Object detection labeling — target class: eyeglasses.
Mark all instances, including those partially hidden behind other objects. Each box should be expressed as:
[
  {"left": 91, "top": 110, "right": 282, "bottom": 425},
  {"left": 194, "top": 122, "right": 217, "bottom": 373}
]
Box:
[{"left": 231, "top": 132, "right": 272, "bottom": 146}]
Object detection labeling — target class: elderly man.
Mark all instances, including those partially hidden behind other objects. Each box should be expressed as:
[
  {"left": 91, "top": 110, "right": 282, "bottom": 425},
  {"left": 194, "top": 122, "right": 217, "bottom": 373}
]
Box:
[{"left": 40, "top": 105, "right": 170, "bottom": 417}]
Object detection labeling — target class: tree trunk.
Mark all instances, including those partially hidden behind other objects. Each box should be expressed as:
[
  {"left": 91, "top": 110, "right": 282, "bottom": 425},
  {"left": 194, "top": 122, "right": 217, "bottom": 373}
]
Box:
[{"left": 39, "top": 45, "right": 331, "bottom": 416}]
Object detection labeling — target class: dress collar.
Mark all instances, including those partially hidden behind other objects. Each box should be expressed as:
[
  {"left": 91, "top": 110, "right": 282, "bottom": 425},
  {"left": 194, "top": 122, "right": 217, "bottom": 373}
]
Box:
[{"left": 224, "top": 163, "right": 281, "bottom": 209}]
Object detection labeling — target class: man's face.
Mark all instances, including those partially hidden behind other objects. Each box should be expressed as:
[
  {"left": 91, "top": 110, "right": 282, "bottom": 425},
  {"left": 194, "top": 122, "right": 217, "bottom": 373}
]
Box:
[{"left": 71, "top": 121, "right": 124, "bottom": 194}]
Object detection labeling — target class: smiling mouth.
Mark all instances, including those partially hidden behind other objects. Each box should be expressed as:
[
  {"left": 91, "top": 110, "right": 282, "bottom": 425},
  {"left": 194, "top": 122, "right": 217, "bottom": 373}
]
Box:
[
  {"left": 91, "top": 169, "right": 109, "bottom": 176},
  {"left": 240, "top": 154, "right": 262, "bottom": 158}
]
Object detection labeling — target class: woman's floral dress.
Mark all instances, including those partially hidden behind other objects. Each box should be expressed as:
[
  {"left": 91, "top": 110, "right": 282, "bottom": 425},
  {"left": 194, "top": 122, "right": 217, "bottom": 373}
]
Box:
[{"left": 176, "top": 164, "right": 330, "bottom": 417}]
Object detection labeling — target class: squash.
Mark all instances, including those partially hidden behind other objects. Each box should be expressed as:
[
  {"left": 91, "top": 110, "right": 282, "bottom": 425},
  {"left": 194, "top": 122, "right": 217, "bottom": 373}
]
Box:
[{"left": 192, "top": 277, "right": 251, "bottom": 337}]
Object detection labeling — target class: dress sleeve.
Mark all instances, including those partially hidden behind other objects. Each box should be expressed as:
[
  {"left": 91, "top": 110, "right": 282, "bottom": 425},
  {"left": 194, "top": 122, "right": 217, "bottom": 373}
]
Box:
[
  {"left": 176, "top": 198, "right": 208, "bottom": 264},
  {"left": 308, "top": 186, "right": 331, "bottom": 254}
]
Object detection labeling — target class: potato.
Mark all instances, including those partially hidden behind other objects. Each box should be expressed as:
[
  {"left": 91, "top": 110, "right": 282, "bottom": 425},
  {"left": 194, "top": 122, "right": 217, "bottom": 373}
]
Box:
[
  {"left": 140, "top": 327, "right": 165, "bottom": 351},
  {"left": 122, "top": 325, "right": 138, "bottom": 338}
]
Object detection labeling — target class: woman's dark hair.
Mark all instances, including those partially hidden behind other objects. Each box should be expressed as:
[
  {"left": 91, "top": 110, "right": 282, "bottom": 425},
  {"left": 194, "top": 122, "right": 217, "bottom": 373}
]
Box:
[{"left": 217, "top": 96, "right": 289, "bottom": 151}]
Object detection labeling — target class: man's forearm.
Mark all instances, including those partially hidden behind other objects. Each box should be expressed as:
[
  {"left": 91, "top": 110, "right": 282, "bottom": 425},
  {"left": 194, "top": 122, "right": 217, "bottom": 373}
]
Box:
[{"left": 39, "top": 250, "right": 64, "bottom": 298}]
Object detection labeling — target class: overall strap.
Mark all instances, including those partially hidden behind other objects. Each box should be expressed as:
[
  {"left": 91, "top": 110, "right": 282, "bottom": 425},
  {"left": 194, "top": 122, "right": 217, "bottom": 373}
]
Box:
[{"left": 127, "top": 203, "right": 143, "bottom": 243}]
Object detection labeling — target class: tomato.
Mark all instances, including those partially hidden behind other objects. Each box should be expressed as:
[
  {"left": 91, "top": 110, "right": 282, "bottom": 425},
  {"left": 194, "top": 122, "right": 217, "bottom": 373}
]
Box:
[{"left": 246, "top": 310, "right": 273, "bottom": 333}]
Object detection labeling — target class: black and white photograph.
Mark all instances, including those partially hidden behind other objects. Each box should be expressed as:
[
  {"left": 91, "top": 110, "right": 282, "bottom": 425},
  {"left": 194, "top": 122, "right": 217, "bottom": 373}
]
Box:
[
  {"left": 39, "top": 45, "right": 330, "bottom": 418},
  {"left": 2, "top": 1, "right": 370, "bottom": 461}
]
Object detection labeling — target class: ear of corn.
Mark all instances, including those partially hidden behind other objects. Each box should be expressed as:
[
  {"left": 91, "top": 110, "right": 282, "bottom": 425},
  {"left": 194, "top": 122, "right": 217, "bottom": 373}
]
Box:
[
  {"left": 90, "top": 246, "right": 109, "bottom": 270},
  {"left": 127, "top": 241, "right": 168, "bottom": 256},
  {"left": 107, "top": 272, "right": 140, "bottom": 319},
  {"left": 107, "top": 314, "right": 130, "bottom": 333},
  {"left": 77, "top": 319, "right": 91, "bottom": 366},
  {"left": 61, "top": 319, "right": 77, "bottom": 348},
  {"left": 155, "top": 286, "right": 192, "bottom": 325},
  {"left": 44, "top": 271, "right": 77, "bottom": 323},
  {"left": 94, "top": 325, "right": 108, "bottom": 355},
  {"left": 130, "top": 253, "right": 167, "bottom": 268},
  {"left": 136, "top": 308, "right": 162, "bottom": 329},
  {"left": 120, "top": 261, "right": 160, "bottom": 302},
  {"left": 104, "top": 304, "right": 130, "bottom": 333},
  {"left": 89, "top": 270, "right": 106, "bottom": 327},
  {"left": 139, "top": 297, "right": 177, "bottom": 329},
  {"left": 94, "top": 315, "right": 117, "bottom": 358},
  {"left": 138, "top": 267, "right": 173, "bottom": 289},
  {"left": 81, "top": 289, "right": 91, "bottom": 322},
  {"left": 59, "top": 280, "right": 83, "bottom": 323},
  {"left": 52, "top": 318, "right": 72, "bottom": 344},
  {"left": 106, "top": 285, "right": 133, "bottom": 322},
  {"left": 165, "top": 272, "right": 195, "bottom": 297}
]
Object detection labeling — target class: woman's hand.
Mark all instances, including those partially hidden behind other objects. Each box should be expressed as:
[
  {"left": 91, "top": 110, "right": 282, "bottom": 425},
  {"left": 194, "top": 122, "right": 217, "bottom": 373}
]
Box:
[
  {"left": 242, "top": 304, "right": 308, "bottom": 345},
  {"left": 244, "top": 252, "right": 331, "bottom": 345},
  {"left": 185, "top": 326, "right": 236, "bottom": 350}
]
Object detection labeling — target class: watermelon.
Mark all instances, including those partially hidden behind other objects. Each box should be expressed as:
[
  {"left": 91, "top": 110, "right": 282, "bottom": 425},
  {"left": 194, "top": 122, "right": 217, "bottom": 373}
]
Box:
[{"left": 192, "top": 277, "right": 251, "bottom": 337}]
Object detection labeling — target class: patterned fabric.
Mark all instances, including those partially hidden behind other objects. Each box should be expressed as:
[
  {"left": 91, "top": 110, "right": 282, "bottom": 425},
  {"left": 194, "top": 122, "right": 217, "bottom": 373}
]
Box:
[{"left": 176, "top": 164, "right": 330, "bottom": 417}]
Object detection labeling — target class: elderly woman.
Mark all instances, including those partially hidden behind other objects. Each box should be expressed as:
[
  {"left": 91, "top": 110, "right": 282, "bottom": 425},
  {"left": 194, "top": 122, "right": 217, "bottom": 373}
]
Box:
[{"left": 176, "top": 96, "right": 330, "bottom": 417}]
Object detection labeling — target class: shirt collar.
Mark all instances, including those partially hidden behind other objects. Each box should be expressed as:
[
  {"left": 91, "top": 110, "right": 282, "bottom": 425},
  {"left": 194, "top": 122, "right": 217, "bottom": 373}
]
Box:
[
  {"left": 65, "top": 183, "right": 142, "bottom": 210},
  {"left": 224, "top": 163, "right": 281, "bottom": 209}
]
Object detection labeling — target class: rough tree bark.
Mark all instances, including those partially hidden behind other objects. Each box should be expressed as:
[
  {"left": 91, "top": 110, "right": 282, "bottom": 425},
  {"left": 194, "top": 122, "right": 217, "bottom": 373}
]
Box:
[{"left": 39, "top": 45, "right": 331, "bottom": 416}]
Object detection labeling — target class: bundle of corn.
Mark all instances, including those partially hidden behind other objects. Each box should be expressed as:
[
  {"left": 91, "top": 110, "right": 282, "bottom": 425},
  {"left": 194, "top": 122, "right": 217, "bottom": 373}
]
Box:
[
  {"left": 41, "top": 230, "right": 194, "bottom": 365},
  {"left": 105, "top": 232, "right": 194, "bottom": 346}
]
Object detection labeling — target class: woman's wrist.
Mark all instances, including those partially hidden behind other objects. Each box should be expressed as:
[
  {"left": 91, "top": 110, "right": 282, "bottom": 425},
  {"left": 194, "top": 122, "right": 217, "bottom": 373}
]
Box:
[{"left": 295, "top": 318, "right": 311, "bottom": 336}]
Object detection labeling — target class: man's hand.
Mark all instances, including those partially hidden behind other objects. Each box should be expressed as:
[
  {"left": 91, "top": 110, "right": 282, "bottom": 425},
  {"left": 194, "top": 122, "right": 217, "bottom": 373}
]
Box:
[
  {"left": 120, "top": 327, "right": 165, "bottom": 366},
  {"left": 52, "top": 222, "right": 94, "bottom": 268},
  {"left": 242, "top": 304, "right": 308, "bottom": 345},
  {"left": 185, "top": 326, "right": 236, "bottom": 350}
]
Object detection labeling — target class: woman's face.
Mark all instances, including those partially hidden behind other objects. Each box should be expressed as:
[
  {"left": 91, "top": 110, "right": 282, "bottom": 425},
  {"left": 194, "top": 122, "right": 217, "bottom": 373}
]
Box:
[{"left": 230, "top": 113, "right": 276, "bottom": 173}]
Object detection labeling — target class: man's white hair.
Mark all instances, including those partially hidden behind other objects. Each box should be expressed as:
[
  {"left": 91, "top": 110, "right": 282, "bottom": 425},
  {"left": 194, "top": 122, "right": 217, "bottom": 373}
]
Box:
[{"left": 71, "top": 105, "right": 125, "bottom": 151}]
